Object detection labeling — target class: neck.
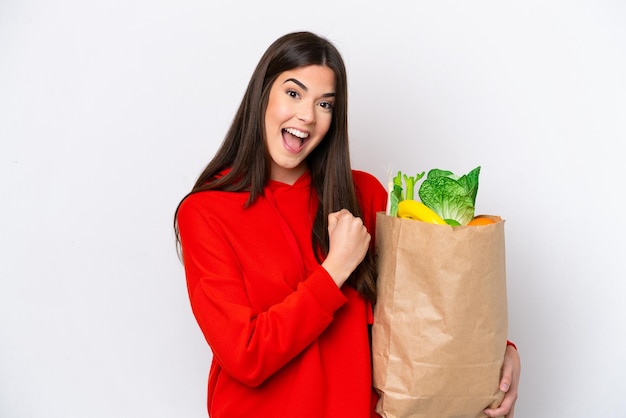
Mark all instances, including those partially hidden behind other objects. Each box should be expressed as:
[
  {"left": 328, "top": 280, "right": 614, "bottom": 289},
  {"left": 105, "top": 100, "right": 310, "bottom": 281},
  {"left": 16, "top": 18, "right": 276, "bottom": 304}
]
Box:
[{"left": 270, "top": 165, "right": 307, "bottom": 185}]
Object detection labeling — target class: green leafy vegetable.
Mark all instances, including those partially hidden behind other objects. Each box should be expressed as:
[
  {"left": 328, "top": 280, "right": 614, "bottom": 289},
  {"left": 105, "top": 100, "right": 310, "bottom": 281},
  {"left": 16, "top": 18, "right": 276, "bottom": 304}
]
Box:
[
  {"left": 388, "top": 171, "right": 404, "bottom": 217},
  {"left": 388, "top": 171, "right": 426, "bottom": 216},
  {"left": 403, "top": 172, "right": 425, "bottom": 201},
  {"left": 418, "top": 166, "right": 481, "bottom": 226}
]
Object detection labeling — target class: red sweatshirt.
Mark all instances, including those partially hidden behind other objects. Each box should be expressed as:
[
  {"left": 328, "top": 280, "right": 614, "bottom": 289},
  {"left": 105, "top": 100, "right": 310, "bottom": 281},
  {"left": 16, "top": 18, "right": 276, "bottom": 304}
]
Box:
[{"left": 177, "top": 170, "right": 388, "bottom": 417}]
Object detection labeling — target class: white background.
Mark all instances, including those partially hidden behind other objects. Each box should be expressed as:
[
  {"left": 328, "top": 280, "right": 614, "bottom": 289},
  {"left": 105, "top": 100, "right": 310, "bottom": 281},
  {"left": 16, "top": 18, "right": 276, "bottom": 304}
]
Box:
[{"left": 1, "top": 1, "right": 625, "bottom": 417}]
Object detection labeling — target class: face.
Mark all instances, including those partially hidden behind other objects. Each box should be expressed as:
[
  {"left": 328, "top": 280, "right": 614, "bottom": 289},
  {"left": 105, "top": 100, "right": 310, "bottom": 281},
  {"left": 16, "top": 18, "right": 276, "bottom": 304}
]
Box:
[{"left": 264, "top": 65, "right": 336, "bottom": 184}]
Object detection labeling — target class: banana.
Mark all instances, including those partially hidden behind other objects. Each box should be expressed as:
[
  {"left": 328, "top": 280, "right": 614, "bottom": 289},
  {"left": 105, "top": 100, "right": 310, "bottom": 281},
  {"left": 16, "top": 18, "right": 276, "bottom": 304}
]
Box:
[{"left": 397, "top": 200, "right": 447, "bottom": 225}]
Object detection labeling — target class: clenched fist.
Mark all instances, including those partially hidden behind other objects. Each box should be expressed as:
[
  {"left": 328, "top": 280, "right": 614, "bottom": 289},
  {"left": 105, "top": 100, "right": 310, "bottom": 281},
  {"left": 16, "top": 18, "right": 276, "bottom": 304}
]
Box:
[{"left": 322, "top": 209, "right": 371, "bottom": 288}]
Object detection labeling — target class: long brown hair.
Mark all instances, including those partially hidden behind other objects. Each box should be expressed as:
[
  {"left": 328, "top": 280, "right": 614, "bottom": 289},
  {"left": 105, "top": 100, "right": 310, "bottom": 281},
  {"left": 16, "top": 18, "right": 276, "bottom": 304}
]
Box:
[{"left": 174, "top": 31, "right": 377, "bottom": 302}]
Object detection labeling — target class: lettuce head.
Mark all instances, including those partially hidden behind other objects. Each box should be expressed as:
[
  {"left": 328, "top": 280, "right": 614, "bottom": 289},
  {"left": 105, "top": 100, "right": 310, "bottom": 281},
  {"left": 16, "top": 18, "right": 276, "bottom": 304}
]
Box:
[{"left": 418, "top": 166, "right": 481, "bottom": 226}]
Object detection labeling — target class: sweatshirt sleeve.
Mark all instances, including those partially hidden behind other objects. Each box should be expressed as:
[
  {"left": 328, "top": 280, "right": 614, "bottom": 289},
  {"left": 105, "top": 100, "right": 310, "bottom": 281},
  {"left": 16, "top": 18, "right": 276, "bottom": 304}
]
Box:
[{"left": 177, "top": 194, "right": 348, "bottom": 388}]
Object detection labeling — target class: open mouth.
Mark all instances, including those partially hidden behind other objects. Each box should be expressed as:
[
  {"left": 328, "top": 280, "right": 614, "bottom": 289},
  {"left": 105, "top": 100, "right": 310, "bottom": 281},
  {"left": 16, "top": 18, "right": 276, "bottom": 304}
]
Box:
[{"left": 282, "top": 128, "right": 310, "bottom": 152}]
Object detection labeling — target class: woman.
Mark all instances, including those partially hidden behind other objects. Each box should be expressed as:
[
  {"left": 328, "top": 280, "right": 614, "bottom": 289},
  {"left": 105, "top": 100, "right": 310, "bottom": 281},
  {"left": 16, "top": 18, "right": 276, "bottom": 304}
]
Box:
[{"left": 174, "top": 31, "right": 520, "bottom": 417}]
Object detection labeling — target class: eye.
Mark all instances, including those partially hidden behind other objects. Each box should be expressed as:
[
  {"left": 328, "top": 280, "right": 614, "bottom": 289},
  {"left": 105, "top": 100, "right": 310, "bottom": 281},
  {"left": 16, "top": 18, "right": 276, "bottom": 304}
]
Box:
[
  {"left": 319, "top": 101, "right": 334, "bottom": 112},
  {"left": 286, "top": 89, "right": 299, "bottom": 99}
]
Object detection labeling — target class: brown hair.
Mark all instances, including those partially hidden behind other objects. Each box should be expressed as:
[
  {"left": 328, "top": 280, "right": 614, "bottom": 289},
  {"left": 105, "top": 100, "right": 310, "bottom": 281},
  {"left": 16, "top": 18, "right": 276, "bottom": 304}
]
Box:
[{"left": 174, "top": 31, "right": 377, "bottom": 302}]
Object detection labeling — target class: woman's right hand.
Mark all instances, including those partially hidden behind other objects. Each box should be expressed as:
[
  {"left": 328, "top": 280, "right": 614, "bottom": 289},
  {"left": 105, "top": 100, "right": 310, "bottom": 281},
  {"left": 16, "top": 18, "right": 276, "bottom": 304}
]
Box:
[{"left": 321, "top": 209, "right": 371, "bottom": 288}]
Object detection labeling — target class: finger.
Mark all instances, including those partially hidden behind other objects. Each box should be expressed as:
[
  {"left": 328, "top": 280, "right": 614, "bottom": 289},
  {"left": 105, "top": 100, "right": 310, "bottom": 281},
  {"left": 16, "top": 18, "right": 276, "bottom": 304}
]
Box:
[
  {"left": 484, "top": 397, "right": 513, "bottom": 418},
  {"left": 484, "top": 383, "right": 518, "bottom": 417},
  {"left": 327, "top": 212, "right": 340, "bottom": 234},
  {"left": 499, "top": 345, "right": 518, "bottom": 392},
  {"left": 499, "top": 361, "right": 513, "bottom": 392},
  {"left": 334, "top": 208, "right": 351, "bottom": 217}
]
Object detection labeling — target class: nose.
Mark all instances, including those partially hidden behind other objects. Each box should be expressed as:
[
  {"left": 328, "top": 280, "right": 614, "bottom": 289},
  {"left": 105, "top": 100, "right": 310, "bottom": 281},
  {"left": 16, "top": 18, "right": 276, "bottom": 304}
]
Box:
[{"left": 297, "top": 103, "right": 315, "bottom": 124}]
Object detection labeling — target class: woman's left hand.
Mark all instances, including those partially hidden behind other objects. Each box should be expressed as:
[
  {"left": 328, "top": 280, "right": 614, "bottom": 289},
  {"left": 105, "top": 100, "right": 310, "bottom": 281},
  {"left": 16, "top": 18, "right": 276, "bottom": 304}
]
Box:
[{"left": 484, "top": 344, "right": 520, "bottom": 417}]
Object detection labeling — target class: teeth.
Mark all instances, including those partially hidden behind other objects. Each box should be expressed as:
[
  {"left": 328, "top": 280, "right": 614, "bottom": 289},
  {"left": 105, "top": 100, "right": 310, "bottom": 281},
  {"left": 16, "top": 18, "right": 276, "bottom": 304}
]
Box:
[{"left": 284, "top": 128, "right": 309, "bottom": 139}]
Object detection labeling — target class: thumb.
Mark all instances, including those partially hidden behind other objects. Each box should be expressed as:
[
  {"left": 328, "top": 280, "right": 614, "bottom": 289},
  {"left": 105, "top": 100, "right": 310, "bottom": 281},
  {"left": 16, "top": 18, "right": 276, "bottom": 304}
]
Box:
[{"left": 327, "top": 212, "right": 340, "bottom": 234}]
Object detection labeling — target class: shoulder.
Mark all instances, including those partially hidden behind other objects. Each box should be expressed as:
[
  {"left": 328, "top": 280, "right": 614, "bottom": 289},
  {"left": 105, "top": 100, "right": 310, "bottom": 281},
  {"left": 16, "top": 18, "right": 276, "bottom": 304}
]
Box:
[
  {"left": 351, "top": 170, "right": 387, "bottom": 219},
  {"left": 177, "top": 189, "right": 250, "bottom": 224},
  {"left": 352, "top": 170, "right": 386, "bottom": 202},
  {"left": 351, "top": 170, "right": 381, "bottom": 188}
]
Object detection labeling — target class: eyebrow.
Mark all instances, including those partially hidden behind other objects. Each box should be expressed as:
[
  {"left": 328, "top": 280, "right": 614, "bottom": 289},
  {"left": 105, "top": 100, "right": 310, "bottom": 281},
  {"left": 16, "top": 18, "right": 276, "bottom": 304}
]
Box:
[{"left": 283, "top": 78, "right": 335, "bottom": 98}]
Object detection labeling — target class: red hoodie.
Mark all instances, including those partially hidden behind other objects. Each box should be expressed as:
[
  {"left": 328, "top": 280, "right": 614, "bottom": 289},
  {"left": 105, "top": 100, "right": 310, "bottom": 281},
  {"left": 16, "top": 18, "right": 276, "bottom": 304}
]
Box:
[{"left": 177, "top": 170, "right": 388, "bottom": 417}]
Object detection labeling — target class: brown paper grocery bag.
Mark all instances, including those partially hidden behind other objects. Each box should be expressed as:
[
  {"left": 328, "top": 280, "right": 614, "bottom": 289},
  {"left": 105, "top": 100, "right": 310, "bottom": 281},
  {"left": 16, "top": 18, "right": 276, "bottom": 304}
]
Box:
[{"left": 372, "top": 212, "right": 508, "bottom": 418}]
